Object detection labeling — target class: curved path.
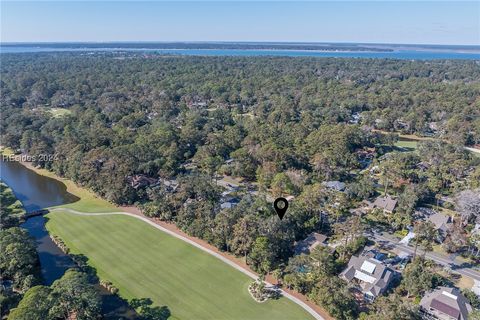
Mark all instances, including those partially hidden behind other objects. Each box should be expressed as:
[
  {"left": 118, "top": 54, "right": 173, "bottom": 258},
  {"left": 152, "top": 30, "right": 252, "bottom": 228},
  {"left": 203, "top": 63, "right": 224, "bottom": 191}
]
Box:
[{"left": 50, "top": 207, "right": 325, "bottom": 320}]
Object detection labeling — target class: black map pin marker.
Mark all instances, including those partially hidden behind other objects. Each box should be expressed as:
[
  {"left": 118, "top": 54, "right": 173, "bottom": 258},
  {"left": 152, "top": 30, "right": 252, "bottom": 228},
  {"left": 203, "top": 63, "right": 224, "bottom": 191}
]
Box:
[{"left": 273, "top": 197, "right": 289, "bottom": 220}]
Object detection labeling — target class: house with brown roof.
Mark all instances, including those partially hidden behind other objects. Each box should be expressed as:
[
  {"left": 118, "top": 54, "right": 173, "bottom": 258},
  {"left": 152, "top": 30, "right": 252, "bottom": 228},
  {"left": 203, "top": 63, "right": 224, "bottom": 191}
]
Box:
[
  {"left": 369, "top": 195, "right": 397, "bottom": 213},
  {"left": 126, "top": 174, "right": 159, "bottom": 189},
  {"left": 294, "top": 233, "right": 328, "bottom": 255},
  {"left": 420, "top": 287, "right": 472, "bottom": 320},
  {"left": 339, "top": 255, "right": 397, "bottom": 302}
]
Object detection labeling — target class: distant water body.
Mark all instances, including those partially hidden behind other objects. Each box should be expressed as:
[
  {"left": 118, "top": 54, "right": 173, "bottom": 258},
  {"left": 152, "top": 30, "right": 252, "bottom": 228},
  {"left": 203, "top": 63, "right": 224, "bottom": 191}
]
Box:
[{"left": 1, "top": 46, "right": 480, "bottom": 60}]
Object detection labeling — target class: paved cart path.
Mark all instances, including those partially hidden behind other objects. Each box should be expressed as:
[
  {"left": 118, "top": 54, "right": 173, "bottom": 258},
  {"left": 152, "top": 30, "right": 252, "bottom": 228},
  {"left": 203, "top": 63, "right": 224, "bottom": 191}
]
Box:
[{"left": 50, "top": 207, "right": 328, "bottom": 320}]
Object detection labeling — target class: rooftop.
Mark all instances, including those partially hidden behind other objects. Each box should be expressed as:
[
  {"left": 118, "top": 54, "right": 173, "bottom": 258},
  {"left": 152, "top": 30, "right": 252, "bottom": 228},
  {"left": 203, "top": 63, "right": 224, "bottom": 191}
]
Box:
[
  {"left": 340, "top": 255, "right": 396, "bottom": 300},
  {"left": 322, "top": 180, "right": 346, "bottom": 191},
  {"left": 294, "top": 233, "right": 328, "bottom": 255},
  {"left": 370, "top": 195, "right": 397, "bottom": 213},
  {"left": 420, "top": 287, "right": 472, "bottom": 320},
  {"left": 428, "top": 212, "right": 452, "bottom": 232}
]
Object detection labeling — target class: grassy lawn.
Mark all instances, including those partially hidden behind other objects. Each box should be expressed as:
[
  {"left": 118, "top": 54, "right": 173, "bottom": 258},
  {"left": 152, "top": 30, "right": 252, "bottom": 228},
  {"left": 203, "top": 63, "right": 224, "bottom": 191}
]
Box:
[
  {"left": 456, "top": 274, "right": 475, "bottom": 290},
  {"left": 48, "top": 107, "right": 72, "bottom": 118},
  {"left": 397, "top": 133, "right": 434, "bottom": 142},
  {"left": 46, "top": 212, "right": 314, "bottom": 320},
  {"left": 47, "top": 178, "right": 117, "bottom": 213},
  {"left": 395, "top": 139, "right": 418, "bottom": 150}
]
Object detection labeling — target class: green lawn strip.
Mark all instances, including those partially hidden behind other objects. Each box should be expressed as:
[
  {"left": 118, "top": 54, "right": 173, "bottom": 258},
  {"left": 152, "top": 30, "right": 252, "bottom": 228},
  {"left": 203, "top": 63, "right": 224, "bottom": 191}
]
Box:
[
  {"left": 48, "top": 107, "right": 72, "bottom": 118},
  {"left": 49, "top": 196, "right": 117, "bottom": 213},
  {"left": 46, "top": 212, "right": 313, "bottom": 320},
  {"left": 44, "top": 177, "right": 117, "bottom": 213},
  {"left": 394, "top": 139, "right": 418, "bottom": 150}
]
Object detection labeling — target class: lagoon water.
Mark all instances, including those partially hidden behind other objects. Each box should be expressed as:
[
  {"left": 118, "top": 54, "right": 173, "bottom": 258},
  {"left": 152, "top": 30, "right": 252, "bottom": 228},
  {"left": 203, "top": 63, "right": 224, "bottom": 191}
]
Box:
[
  {"left": 1, "top": 46, "right": 480, "bottom": 60},
  {"left": 0, "top": 160, "right": 79, "bottom": 285},
  {"left": 0, "top": 160, "right": 78, "bottom": 212},
  {"left": 0, "top": 160, "right": 138, "bottom": 319}
]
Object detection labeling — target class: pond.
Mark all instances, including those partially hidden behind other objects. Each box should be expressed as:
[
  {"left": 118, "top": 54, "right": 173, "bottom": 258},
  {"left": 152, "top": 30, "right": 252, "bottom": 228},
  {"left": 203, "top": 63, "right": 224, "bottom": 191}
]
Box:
[{"left": 0, "top": 159, "right": 138, "bottom": 319}]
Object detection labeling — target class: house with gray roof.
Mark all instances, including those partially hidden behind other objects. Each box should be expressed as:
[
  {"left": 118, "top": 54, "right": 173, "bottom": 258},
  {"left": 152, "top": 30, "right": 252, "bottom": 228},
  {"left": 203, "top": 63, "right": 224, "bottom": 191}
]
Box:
[
  {"left": 339, "top": 255, "right": 396, "bottom": 302},
  {"left": 369, "top": 195, "right": 397, "bottom": 213},
  {"left": 294, "top": 233, "right": 328, "bottom": 255},
  {"left": 220, "top": 195, "right": 240, "bottom": 210},
  {"left": 322, "top": 181, "right": 346, "bottom": 192},
  {"left": 427, "top": 212, "right": 453, "bottom": 242},
  {"left": 420, "top": 287, "right": 472, "bottom": 320}
]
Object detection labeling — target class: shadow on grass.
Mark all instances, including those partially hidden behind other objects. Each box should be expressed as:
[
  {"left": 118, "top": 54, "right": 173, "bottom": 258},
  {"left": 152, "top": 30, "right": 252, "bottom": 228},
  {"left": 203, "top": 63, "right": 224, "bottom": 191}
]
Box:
[
  {"left": 71, "top": 253, "right": 171, "bottom": 319},
  {"left": 130, "top": 298, "right": 172, "bottom": 320}
]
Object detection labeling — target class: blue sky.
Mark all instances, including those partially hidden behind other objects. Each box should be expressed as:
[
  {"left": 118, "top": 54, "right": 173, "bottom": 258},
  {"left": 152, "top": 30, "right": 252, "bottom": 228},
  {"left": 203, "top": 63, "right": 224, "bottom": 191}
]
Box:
[{"left": 1, "top": 1, "right": 479, "bottom": 45}]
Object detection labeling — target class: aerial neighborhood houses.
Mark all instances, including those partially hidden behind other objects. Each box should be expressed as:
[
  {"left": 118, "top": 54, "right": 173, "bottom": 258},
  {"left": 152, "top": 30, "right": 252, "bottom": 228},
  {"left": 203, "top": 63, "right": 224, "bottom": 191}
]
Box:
[
  {"left": 123, "top": 140, "right": 479, "bottom": 319},
  {"left": 288, "top": 145, "right": 478, "bottom": 318}
]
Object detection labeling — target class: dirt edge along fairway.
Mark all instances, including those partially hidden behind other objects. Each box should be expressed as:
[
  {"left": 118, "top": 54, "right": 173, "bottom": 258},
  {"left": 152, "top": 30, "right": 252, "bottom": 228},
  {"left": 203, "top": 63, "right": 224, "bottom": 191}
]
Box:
[
  {"left": 46, "top": 212, "right": 314, "bottom": 320},
  {"left": 8, "top": 159, "right": 314, "bottom": 319}
]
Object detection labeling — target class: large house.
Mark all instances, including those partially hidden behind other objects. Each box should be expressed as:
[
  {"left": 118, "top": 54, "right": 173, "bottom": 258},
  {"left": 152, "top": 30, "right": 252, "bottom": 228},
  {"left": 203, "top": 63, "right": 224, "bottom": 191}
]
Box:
[
  {"left": 294, "top": 233, "right": 328, "bottom": 255},
  {"left": 369, "top": 195, "right": 397, "bottom": 213},
  {"left": 340, "top": 255, "right": 396, "bottom": 302},
  {"left": 420, "top": 287, "right": 472, "bottom": 320}
]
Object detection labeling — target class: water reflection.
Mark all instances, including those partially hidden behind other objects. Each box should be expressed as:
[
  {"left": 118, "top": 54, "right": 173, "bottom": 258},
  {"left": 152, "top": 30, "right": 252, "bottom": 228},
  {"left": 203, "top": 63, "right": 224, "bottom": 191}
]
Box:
[
  {"left": 0, "top": 160, "right": 79, "bottom": 211},
  {"left": 1, "top": 160, "right": 138, "bottom": 319},
  {"left": 21, "top": 216, "right": 76, "bottom": 285}
]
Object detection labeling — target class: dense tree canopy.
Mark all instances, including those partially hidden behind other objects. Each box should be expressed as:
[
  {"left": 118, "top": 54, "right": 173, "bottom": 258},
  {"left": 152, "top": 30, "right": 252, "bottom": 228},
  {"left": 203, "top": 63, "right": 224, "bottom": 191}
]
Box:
[
  {"left": 2, "top": 52, "right": 479, "bottom": 319},
  {"left": 0, "top": 227, "right": 40, "bottom": 293},
  {"left": 1, "top": 53, "right": 479, "bottom": 203}
]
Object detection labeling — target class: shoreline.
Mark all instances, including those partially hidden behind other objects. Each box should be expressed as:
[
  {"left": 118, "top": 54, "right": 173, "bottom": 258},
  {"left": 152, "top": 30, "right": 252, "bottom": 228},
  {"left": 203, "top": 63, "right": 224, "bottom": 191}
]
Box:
[
  {"left": 9, "top": 158, "right": 332, "bottom": 320},
  {"left": 1, "top": 47, "right": 479, "bottom": 60}
]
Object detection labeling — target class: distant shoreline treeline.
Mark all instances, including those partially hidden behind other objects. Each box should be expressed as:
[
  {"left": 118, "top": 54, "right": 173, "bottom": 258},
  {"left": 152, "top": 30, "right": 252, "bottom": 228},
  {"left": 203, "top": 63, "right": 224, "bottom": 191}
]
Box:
[
  {"left": 0, "top": 42, "right": 393, "bottom": 52},
  {"left": 1, "top": 42, "right": 480, "bottom": 53}
]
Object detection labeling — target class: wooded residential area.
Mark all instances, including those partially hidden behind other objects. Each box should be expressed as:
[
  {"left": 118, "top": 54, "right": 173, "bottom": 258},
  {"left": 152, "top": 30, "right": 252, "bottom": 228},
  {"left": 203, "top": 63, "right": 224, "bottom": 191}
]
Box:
[{"left": 1, "top": 53, "right": 479, "bottom": 319}]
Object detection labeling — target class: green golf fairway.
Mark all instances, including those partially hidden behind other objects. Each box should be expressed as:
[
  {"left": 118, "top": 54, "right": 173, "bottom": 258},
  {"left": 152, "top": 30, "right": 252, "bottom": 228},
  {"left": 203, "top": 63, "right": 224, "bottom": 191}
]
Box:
[{"left": 46, "top": 211, "right": 314, "bottom": 320}]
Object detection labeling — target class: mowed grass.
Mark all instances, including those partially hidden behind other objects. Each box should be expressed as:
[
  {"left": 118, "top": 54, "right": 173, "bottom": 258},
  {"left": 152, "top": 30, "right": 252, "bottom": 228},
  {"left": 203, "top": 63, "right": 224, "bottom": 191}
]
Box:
[
  {"left": 20, "top": 162, "right": 315, "bottom": 319},
  {"left": 395, "top": 139, "right": 418, "bottom": 150},
  {"left": 46, "top": 212, "right": 314, "bottom": 320},
  {"left": 48, "top": 179, "right": 117, "bottom": 213},
  {"left": 48, "top": 107, "right": 72, "bottom": 118}
]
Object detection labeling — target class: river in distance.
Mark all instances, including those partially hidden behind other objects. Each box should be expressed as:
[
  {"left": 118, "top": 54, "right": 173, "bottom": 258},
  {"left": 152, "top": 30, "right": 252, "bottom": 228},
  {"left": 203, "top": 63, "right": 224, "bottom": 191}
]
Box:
[{"left": 1, "top": 46, "right": 480, "bottom": 60}]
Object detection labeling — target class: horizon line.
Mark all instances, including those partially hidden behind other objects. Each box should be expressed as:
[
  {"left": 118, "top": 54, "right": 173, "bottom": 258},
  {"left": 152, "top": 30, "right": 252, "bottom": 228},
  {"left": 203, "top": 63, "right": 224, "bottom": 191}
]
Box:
[{"left": 1, "top": 41, "right": 479, "bottom": 47}]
